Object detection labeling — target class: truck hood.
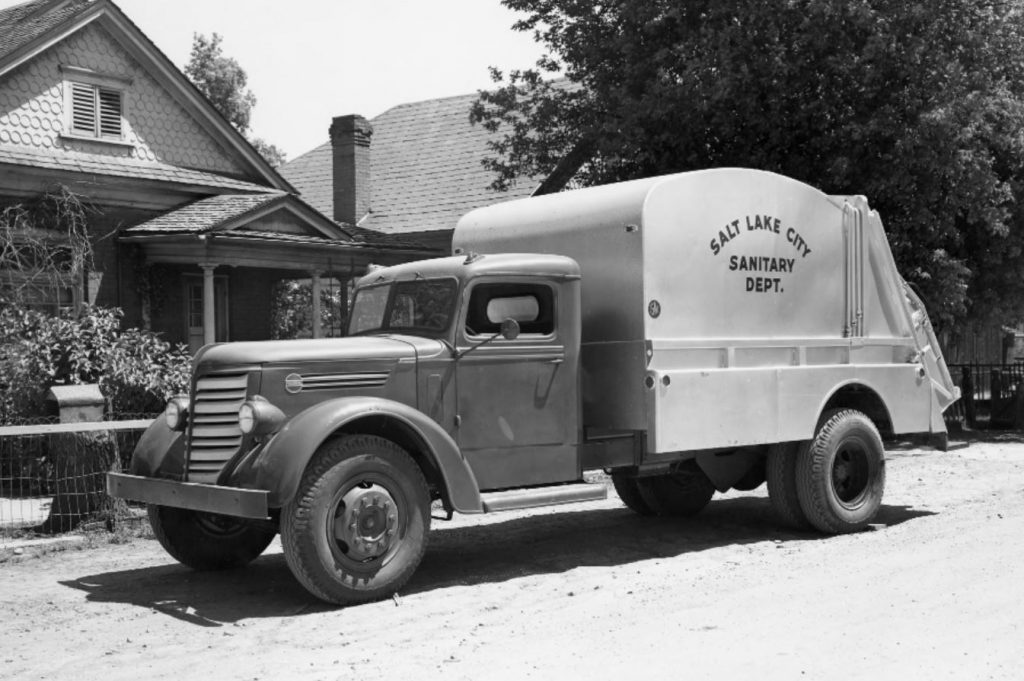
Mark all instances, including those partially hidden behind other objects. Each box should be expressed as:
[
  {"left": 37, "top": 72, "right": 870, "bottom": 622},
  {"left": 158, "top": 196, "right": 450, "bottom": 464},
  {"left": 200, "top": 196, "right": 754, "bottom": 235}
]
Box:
[{"left": 194, "top": 334, "right": 447, "bottom": 368}]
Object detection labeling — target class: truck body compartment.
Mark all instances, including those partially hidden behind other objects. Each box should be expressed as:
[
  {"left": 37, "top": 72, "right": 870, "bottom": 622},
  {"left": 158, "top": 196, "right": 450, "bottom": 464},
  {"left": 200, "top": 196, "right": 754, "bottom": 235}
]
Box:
[{"left": 454, "top": 168, "right": 957, "bottom": 453}]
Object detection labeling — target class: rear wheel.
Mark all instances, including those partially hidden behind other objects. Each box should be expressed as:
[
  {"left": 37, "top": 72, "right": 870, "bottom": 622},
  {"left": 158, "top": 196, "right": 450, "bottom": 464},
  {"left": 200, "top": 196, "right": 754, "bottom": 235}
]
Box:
[
  {"left": 766, "top": 442, "right": 811, "bottom": 530},
  {"left": 611, "top": 474, "right": 653, "bottom": 515},
  {"left": 281, "top": 435, "right": 430, "bottom": 605},
  {"left": 148, "top": 505, "right": 276, "bottom": 571},
  {"left": 796, "top": 409, "right": 885, "bottom": 533},
  {"left": 635, "top": 463, "right": 715, "bottom": 517}
]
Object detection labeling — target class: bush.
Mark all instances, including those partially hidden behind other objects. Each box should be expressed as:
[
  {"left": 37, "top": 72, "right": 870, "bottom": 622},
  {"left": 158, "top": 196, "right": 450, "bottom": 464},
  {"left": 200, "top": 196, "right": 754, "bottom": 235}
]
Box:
[{"left": 0, "top": 302, "right": 190, "bottom": 423}]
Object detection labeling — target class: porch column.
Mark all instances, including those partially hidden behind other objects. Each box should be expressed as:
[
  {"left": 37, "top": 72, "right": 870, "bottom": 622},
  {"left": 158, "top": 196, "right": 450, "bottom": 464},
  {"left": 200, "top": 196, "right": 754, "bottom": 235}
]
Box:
[
  {"left": 310, "top": 270, "right": 323, "bottom": 339},
  {"left": 199, "top": 263, "right": 217, "bottom": 346}
]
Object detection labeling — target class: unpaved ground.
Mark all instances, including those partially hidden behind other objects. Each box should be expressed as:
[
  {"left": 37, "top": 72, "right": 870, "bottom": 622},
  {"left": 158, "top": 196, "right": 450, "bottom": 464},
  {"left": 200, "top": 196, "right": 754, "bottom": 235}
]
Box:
[{"left": 2, "top": 435, "right": 1023, "bottom": 681}]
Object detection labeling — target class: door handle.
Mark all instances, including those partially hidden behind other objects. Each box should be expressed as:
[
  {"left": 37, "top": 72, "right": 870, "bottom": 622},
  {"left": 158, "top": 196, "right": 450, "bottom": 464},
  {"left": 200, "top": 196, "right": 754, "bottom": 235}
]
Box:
[{"left": 548, "top": 358, "right": 563, "bottom": 365}]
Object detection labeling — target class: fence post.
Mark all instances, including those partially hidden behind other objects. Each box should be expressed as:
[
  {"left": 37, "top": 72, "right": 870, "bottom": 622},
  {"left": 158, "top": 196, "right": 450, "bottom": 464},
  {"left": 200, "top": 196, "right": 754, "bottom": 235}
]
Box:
[
  {"left": 47, "top": 385, "right": 105, "bottom": 423},
  {"left": 39, "top": 385, "right": 119, "bottom": 534},
  {"left": 1015, "top": 382, "right": 1024, "bottom": 430},
  {"left": 961, "top": 366, "right": 976, "bottom": 429}
]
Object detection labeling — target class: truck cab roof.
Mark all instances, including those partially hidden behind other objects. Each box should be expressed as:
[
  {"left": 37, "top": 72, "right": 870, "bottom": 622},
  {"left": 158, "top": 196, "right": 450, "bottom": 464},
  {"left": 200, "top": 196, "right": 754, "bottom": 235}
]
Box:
[{"left": 356, "top": 252, "right": 582, "bottom": 288}]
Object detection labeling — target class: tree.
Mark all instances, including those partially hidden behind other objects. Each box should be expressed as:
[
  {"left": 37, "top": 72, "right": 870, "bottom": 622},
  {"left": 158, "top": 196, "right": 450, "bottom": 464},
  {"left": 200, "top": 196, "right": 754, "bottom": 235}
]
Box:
[
  {"left": 250, "top": 137, "right": 287, "bottom": 169},
  {"left": 185, "top": 33, "right": 286, "bottom": 167},
  {"left": 472, "top": 1, "right": 1024, "bottom": 328}
]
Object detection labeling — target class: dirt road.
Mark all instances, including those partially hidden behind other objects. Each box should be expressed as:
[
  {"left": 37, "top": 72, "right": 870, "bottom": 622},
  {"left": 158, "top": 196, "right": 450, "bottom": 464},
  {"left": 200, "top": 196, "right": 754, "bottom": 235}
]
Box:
[{"left": 2, "top": 434, "right": 1023, "bottom": 681}]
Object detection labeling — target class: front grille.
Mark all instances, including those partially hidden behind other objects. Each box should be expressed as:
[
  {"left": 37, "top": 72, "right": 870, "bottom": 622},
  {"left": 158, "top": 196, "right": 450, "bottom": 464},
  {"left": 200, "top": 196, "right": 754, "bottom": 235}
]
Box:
[{"left": 187, "top": 372, "right": 248, "bottom": 483}]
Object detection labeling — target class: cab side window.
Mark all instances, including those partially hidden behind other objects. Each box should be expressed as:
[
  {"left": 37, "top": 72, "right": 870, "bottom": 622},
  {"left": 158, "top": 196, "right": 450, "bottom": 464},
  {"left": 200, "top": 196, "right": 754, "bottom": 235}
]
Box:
[{"left": 465, "top": 282, "right": 555, "bottom": 337}]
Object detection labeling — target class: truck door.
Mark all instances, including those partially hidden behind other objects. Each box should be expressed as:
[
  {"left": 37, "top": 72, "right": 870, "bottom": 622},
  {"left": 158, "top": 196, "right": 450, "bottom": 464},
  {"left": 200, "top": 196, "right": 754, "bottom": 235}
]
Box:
[{"left": 455, "top": 279, "right": 578, "bottom": 490}]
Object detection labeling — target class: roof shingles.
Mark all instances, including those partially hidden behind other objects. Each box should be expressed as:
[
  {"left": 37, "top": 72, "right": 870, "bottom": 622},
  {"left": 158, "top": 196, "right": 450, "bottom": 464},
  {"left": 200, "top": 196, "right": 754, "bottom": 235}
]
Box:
[
  {"left": 125, "top": 193, "right": 287, "bottom": 234},
  {"left": 281, "top": 91, "right": 536, "bottom": 236},
  {"left": 0, "top": 146, "right": 275, "bottom": 192},
  {"left": 0, "top": 0, "right": 94, "bottom": 61},
  {"left": 126, "top": 193, "right": 435, "bottom": 252}
]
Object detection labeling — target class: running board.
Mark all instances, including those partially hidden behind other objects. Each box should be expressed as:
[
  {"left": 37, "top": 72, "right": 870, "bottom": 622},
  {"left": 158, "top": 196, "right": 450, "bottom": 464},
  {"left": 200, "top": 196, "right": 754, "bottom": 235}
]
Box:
[{"left": 480, "top": 483, "right": 608, "bottom": 513}]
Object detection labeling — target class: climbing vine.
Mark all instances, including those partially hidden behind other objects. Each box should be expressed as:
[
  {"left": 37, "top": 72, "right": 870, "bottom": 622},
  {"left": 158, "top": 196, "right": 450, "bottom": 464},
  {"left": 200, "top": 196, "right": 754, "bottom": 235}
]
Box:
[{"left": 0, "top": 186, "right": 93, "bottom": 306}]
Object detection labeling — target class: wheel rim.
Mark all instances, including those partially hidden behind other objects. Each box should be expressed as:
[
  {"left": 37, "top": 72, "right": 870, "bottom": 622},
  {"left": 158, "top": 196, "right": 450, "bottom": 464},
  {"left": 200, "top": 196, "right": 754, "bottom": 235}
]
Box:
[
  {"left": 328, "top": 475, "right": 405, "bottom": 569},
  {"left": 830, "top": 438, "right": 872, "bottom": 506}
]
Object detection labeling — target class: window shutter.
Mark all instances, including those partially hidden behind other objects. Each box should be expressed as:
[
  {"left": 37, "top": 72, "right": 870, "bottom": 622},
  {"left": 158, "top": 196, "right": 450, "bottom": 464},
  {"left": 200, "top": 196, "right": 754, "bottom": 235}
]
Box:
[
  {"left": 70, "top": 82, "right": 96, "bottom": 135},
  {"left": 97, "top": 87, "right": 122, "bottom": 138}
]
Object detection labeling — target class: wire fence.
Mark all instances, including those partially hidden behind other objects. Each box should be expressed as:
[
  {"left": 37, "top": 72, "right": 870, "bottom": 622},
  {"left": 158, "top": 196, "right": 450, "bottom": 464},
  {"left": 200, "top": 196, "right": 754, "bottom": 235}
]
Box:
[{"left": 0, "top": 414, "right": 155, "bottom": 549}]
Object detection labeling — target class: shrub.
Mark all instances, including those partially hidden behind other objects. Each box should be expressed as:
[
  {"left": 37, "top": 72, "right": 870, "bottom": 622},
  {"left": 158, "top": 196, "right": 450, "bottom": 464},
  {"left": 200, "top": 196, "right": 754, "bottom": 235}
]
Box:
[{"left": 0, "top": 301, "right": 190, "bottom": 423}]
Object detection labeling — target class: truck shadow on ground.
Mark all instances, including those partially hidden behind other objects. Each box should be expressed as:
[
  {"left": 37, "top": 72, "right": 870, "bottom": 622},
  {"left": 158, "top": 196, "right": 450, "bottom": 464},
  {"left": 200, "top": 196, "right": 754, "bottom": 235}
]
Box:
[{"left": 59, "top": 495, "right": 934, "bottom": 626}]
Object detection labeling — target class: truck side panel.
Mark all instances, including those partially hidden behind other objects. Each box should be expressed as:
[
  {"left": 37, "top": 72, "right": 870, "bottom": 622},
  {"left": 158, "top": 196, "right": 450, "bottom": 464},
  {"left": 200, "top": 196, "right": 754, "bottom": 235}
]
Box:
[{"left": 644, "top": 361, "right": 932, "bottom": 453}]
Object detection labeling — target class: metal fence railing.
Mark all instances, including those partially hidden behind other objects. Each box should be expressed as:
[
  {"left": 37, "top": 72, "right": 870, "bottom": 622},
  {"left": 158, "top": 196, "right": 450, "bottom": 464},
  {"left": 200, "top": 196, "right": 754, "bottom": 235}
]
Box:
[
  {"left": 0, "top": 415, "right": 154, "bottom": 548},
  {"left": 946, "top": 363, "right": 1024, "bottom": 429}
]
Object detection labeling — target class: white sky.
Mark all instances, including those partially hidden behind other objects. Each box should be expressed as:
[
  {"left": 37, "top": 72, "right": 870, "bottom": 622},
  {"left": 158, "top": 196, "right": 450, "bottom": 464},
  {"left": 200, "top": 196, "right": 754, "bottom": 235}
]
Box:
[{"left": 3, "top": 0, "right": 548, "bottom": 160}]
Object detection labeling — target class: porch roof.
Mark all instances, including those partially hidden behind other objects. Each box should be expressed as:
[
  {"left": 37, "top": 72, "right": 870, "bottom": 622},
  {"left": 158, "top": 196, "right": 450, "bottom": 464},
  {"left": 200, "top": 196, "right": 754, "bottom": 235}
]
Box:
[{"left": 121, "top": 192, "right": 441, "bottom": 273}]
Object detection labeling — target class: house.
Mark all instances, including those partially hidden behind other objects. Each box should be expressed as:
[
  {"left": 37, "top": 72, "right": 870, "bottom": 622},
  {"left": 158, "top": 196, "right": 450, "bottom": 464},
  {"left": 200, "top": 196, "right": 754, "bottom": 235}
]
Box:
[
  {"left": 281, "top": 92, "right": 540, "bottom": 253},
  {"left": 0, "top": 0, "right": 433, "bottom": 352}
]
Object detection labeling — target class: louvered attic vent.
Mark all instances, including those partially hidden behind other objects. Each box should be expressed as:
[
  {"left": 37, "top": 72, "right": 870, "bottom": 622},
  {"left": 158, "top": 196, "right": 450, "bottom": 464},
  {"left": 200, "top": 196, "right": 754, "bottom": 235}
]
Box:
[{"left": 70, "top": 81, "right": 123, "bottom": 139}]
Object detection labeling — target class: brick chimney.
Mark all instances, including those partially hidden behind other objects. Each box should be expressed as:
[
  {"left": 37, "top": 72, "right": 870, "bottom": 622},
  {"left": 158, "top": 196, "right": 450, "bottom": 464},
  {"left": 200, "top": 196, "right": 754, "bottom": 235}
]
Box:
[{"left": 329, "top": 114, "right": 373, "bottom": 225}]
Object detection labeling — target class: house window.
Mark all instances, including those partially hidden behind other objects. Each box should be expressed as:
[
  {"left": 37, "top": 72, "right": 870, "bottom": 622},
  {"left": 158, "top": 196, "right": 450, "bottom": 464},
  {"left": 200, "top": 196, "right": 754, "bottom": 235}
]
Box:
[
  {"left": 1, "top": 275, "right": 79, "bottom": 315},
  {"left": 69, "top": 81, "right": 123, "bottom": 140}
]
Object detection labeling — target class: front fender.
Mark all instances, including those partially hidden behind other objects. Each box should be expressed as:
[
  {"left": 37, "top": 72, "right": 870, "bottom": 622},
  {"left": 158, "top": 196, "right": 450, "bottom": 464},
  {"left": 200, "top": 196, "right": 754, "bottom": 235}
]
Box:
[
  {"left": 129, "top": 418, "right": 185, "bottom": 479},
  {"left": 233, "top": 397, "right": 482, "bottom": 513}
]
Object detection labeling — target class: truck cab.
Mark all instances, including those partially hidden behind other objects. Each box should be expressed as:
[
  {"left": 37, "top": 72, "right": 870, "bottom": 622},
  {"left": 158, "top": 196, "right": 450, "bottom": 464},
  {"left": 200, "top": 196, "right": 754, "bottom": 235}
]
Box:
[{"left": 347, "top": 253, "right": 583, "bottom": 490}]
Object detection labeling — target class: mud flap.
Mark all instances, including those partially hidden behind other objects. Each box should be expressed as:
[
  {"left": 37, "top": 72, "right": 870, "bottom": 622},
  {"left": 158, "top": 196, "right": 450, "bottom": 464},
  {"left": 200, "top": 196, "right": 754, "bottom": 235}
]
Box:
[{"left": 929, "top": 396, "right": 949, "bottom": 451}]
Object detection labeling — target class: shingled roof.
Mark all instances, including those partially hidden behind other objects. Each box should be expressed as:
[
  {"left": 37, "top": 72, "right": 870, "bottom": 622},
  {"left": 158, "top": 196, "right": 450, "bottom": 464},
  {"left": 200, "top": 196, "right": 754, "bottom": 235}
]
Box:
[
  {"left": 0, "top": 146, "right": 275, "bottom": 193},
  {"left": 125, "top": 191, "right": 436, "bottom": 252},
  {"left": 125, "top": 193, "right": 290, "bottom": 234},
  {"left": 282, "top": 91, "right": 537, "bottom": 236},
  {"left": 0, "top": 0, "right": 91, "bottom": 60}
]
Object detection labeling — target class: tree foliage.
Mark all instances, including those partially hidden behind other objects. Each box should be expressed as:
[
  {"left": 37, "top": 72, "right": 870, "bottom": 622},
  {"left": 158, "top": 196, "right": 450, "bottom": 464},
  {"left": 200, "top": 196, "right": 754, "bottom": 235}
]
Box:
[
  {"left": 185, "top": 32, "right": 257, "bottom": 133},
  {"left": 270, "top": 278, "right": 348, "bottom": 339},
  {"left": 185, "top": 33, "right": 286, "bottom": 167},
  {"left": 472, "top": 0, "right": 1024, "bottom": 327},
  {"left": 250, "top": 137, "right": 287, "bottom": 168}
]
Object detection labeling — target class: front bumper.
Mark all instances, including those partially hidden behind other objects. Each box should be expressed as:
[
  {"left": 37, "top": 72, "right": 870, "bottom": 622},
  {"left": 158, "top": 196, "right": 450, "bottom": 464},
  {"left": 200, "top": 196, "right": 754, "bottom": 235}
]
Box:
[{"left": 107, "top": 473, "right": 270, "bottom": 519}]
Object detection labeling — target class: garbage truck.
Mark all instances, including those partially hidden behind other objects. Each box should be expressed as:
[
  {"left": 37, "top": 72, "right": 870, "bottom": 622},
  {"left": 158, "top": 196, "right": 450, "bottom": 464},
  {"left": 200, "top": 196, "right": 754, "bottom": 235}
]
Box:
[{"left": 108, "top": 168, "right": 958, "bottom": 605}]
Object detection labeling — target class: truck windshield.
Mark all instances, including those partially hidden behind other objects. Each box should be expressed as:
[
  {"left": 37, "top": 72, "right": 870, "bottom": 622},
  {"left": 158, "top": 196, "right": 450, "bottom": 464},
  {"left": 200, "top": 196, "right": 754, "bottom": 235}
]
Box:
[{"left": 348, "top": 278, "right": 459, "bottom": 337}]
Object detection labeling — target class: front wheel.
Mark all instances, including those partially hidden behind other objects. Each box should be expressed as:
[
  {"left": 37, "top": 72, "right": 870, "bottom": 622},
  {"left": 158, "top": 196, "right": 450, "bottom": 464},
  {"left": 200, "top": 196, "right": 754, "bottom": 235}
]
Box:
[
  {"left": 796, "top": 409, "right": 885, "bottom": 533},
  {"left": 280, "top": 435, "right": 430, "bottom": 605},
  {"left": 148, "top": 505, "right": 276, "bottom": 570}
]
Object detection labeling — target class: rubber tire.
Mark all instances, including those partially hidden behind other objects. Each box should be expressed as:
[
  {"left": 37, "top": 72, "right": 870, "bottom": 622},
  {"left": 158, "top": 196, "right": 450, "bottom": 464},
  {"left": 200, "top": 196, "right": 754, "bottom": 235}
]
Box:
[
  {"left": 148, "top": 505, "right": 276, "bottom": 571},
  {"left": 766, "top": 442, "right": 811, "bottom": 530},
  {"left": 635, "top": 464, "right": 715, "bottom": 517},
  {"left": 795, "top": 409, "right": 885, "bottom": 534},
  {"left": 280, "top": 435, "right": 430, "bottom": 606},
  {"left": 611, "top": 474, "right": 653, "bottom": 516}
]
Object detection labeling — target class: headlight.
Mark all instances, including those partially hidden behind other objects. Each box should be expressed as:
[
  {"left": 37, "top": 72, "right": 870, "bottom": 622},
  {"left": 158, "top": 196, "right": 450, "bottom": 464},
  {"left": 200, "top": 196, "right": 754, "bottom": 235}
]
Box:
[
  {"left": 238, "top": 402, "right": 256, "bottom": 434},
  {"left": 238, "top": 396, "right": 285, "bottom": 436},
  {"left": 164, "top": 396, "right": 190, "bottom": 431}
]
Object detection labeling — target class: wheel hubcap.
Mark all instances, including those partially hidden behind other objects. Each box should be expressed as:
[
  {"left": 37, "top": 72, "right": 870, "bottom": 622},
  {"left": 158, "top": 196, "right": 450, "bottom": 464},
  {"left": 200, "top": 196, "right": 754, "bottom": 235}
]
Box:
[
  {"left": 333, "top": 483, "right": 400, "bottom": 562},
  {"left": 831, "top": 444, "right": 870, "bottom": 504}
]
